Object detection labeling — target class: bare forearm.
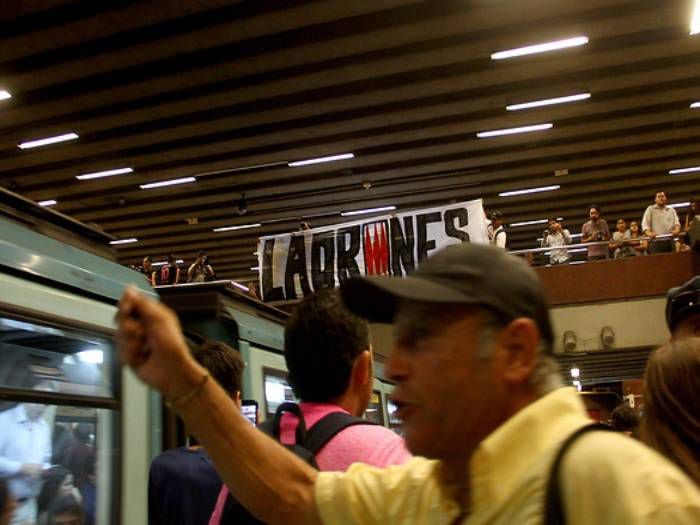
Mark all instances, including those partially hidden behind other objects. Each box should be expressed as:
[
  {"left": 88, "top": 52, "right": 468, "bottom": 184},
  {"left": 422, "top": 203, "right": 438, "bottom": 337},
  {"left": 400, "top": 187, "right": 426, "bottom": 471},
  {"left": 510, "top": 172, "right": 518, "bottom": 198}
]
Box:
[{"left": 173, "top": 369, "right": 321, "bottom": 525}]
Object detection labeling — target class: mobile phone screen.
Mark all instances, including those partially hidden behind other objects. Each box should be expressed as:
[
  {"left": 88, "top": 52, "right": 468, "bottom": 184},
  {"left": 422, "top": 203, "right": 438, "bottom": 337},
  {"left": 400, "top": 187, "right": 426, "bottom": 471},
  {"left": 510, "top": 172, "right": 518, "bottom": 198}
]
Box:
[{"left": 242, "top": 401, "right": 258, "bottom": 426}]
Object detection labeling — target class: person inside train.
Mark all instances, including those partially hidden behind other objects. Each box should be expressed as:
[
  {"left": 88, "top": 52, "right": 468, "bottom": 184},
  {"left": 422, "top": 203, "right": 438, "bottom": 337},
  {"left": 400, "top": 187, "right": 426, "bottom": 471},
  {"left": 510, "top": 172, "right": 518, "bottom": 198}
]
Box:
[
  {"left": 209, "top": 289, "right": 410, "bottom": 523},
  {"left": 116, "top": 243, "right": 700, "bottom": 524},
  {"left": 45, "top": 494, "right": 84, "bottom": 525},
  {"left": 640, "top": 338, "right": 699, "bottom": 486},
  {"left": 37, "top": 466, "right": 82, "bottom": 525},
  {"left": 0, "top": 384, "right": 53, "bottom": 525},
  {"left": 148, "top": 341, "right": 244, "bottom": 525}
]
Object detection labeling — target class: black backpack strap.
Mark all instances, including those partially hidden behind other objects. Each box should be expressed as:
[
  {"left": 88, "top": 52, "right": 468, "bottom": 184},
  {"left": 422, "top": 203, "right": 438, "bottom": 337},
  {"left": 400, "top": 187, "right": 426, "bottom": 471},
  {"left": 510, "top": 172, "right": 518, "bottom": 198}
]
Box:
[
  {"left": 257, "top": 402, "right": 309, "bottom": 444},
  {"left": 543, "top": 423, "right": 613, "bottom": 525},
  {"left": 303, "top": 412, "right": 378, "bottom": 455}
]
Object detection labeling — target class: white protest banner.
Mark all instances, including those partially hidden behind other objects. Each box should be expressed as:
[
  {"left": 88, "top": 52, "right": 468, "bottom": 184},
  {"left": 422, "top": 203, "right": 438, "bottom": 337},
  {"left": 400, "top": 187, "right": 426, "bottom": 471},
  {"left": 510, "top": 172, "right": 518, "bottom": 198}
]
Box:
[{"left": 258, "top": 198, "right": 489, "bottom": 301}]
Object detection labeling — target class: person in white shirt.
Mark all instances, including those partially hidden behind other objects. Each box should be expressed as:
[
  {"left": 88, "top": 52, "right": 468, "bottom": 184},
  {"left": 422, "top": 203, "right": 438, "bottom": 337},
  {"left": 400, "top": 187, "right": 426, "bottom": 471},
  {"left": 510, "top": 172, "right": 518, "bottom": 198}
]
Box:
[
  {"left": 641, "top": 191, "right": 680, "bottom": 254},
  {"left": 541, "top": 218, "right": 571, "bottom": 265},
  {"left": 0, "top": 400, "right": 52, "bottom": 525},
  {"left": 488, "top": 211, "right": 507, "bottom": 249}
]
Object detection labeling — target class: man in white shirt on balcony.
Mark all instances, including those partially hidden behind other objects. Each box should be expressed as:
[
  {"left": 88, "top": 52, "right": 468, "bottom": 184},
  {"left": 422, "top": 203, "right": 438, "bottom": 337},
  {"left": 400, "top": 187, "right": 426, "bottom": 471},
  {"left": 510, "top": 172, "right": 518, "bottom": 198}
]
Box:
[
  {"left": 541, "top": 218, "right": 571, "bottom": 265},
  {"left": 642, "top": 190, "right": 680, "bottom": 254}
]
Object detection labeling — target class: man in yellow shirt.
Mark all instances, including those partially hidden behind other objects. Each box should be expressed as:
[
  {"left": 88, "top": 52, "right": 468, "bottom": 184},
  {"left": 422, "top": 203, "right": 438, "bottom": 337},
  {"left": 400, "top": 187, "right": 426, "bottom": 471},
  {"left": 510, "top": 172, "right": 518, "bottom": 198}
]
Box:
[{"left": 116, "top": 243, "right": 700, "bottom": 524}]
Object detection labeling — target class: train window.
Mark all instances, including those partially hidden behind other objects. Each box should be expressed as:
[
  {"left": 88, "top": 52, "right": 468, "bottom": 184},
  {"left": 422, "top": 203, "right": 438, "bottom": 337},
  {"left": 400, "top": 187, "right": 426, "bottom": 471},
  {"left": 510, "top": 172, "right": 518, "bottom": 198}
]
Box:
[
  {"left": 0, "top": 316, "right": 115, "bottom": 399},
  {"left": 262, "top": 368, "right": 296, "bottom": 418},
  {"left": 0, "top": 314, "right": 119, "bottom": 525},
  {"left": 364, "top": 390, "right": 384, "bottom": 424}
]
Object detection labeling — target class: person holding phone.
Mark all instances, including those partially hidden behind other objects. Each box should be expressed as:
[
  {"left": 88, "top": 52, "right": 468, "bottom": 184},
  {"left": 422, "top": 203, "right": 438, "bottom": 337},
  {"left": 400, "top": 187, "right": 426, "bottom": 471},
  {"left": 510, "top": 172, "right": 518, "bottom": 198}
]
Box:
[
  {"left": 188, "top": 251, "right": 215, "bottom": 283},
  {"left": 240, "top": 400, "right": 258, "bottom": 426},
  {"left": 149, "top": 341, "right": 244, "bottom": 525}
]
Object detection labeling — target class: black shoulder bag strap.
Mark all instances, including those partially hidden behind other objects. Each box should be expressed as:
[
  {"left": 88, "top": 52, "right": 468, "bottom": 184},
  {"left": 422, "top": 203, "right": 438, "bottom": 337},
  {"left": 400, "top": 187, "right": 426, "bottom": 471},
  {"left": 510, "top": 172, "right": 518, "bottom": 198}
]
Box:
[
  {"left": 303, "top": 411, "right": 379, "bottom": 455},
  {"left": 543, "top": 423, "right": 613, "bottom": 525}
]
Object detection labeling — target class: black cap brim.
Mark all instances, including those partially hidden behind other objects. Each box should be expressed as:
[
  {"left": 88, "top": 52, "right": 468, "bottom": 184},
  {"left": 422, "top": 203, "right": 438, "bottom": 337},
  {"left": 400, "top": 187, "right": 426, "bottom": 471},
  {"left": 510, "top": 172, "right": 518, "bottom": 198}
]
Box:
[{"left": 341, "top": 275, "right": 479, "bottom": 323}]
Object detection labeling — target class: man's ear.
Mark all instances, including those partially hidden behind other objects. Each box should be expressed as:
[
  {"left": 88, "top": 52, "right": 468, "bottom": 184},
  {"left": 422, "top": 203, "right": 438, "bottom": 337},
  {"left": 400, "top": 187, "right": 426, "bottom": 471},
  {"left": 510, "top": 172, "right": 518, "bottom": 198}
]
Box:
[
  {"left": 496, "top": 318, "right": 539, "bottom": 385},
  {"left": 351, "top": 350, "right": 372, "bottom": 388}
]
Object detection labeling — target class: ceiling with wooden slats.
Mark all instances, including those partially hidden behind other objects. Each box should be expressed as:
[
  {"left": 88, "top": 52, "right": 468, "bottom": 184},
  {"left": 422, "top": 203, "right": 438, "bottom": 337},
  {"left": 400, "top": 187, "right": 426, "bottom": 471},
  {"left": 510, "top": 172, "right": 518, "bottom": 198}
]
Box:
[{"left": 2, "top": 0, "right": 700, "bottom": 280}]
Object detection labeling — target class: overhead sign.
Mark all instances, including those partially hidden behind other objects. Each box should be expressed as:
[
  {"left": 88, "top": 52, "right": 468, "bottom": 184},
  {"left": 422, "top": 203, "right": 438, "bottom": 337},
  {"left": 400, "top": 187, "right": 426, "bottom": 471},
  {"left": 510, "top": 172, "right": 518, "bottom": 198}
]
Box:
[{"left": 258, "top": 199, "right": 489, "bottom": 301}]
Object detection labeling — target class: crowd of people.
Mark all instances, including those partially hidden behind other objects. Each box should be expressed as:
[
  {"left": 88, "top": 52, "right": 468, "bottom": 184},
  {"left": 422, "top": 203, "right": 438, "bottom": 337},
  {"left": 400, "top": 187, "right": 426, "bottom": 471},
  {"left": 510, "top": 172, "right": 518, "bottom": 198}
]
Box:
[
  {"left": 488, "top": 191, "right": 700, "bottom": 265},
  {"left": 0, "top": 408, "right": 96, "bottom": 525},
  {"left": 111, "top": 241, "right": 699, "bottom": 525},
  {"left": 135, "top": 251, "right": 216, "bottom": 287}
]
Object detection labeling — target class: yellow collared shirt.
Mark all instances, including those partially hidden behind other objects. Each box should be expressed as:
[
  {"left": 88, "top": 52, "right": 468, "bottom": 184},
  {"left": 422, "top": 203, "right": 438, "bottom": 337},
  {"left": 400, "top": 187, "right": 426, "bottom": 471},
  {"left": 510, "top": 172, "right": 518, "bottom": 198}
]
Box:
[{"left": 315, "top": 388, "right": 700, "bottom": 524}]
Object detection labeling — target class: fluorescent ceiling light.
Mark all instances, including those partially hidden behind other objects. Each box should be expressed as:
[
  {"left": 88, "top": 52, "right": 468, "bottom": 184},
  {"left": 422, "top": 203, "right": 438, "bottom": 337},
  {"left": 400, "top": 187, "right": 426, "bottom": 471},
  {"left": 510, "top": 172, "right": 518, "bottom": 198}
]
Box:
[
  {"left": 288, "top": 153, "right": 354, "bottom": 167},
  {"left": 692, "top": 1, "right": 700, "bottom": 34},
  {"left": 570, "top": 367, "right": 580, "bottom": 378},
  {"left": 511, "top": 216, "right": 563, "bottom": 228},
  {"left": 340, "top": 205, "right": 396, "bottom": 217},
  {"left": 140, "top": 177, "right": 196, "bottom": 189},
  {"left": 506, "top": 93, "right": 591, "bottom": 111},
  {"left": 499, "top": 185, "right": 560, "bottom": 197},
  {"left": 213, "top": 223, "right": 261, "bottom": 233},
  {"left": 18, "top": 132, "right": 79, "bottom": 149},
  {"left": 38, "top": 199, "right": 57, "bottom": 207},
  {"left": 669, "top": 166, "right": 700, "bottom": 174},
  {"left": 151, "top": 259, "right": 184, "bottom": 267},
  {"left": 109, "top": 238, "right": 138, "bottom": 245},
  {"left": 231, "top": 281, "right": 250, "bottom": 292},
  {"left": 0, "top": 90, "right": 11, "bottom": 101},
  {"left": 250, "top": 266, "right": 260, "bottom": 271},
  {"left": 669, "top": 202, "right": 690, "bottom": 209},
  {"left": 477, "top": 123, "right": 553, "bottom": 138},
  {"left": 76, "top": 167, "right": 133, "bottom": 180},
  {"left": 690, "top": 101, "right": 700, "bottom": 108},
  {"left": 491, "top": 36, "right": 589, "bottom": 60}
]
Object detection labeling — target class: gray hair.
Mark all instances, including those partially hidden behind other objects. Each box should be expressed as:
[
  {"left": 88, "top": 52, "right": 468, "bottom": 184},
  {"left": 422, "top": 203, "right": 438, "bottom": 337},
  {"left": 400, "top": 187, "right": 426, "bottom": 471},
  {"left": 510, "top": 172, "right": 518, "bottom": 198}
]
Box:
[{"left": 476, "top": 311, "right": 562, "bottom": 396}]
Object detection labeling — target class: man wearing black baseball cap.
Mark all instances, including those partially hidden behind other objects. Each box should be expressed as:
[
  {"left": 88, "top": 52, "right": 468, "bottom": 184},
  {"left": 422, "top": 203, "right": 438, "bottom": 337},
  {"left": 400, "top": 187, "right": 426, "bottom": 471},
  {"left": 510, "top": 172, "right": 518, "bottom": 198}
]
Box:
[
  {"left": 665, "top": 275, "right": 700, "bottom": 339},
  {"left": 114, "top": 243, "right": 700, "bottom": 525}
]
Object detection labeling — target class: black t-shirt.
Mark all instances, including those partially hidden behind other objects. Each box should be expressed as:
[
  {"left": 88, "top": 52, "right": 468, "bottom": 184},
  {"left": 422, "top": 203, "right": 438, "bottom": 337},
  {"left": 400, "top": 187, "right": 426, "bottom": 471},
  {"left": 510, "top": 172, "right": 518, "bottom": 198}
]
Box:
[
  {"left": 148, "top": 447, "right": 222, "bottom": 525},
  {"left": 159, "top": 263, "right": 179, "bottom": 285}
]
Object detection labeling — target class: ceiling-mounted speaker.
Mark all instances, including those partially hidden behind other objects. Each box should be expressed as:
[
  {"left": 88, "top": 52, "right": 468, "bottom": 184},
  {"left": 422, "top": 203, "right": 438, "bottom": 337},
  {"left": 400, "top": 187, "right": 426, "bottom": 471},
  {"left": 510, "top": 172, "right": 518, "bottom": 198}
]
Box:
[{"left": 563, "top": 330, "right": 577, "bottom": 352}]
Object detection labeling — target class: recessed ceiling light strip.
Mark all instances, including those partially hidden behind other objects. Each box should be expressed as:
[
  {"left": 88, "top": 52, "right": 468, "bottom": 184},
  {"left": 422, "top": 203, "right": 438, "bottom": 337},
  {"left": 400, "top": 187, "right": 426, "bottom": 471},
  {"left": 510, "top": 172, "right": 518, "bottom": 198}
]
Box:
[
  {"left": 499, "top": 185, "right": 560, "bottom": 197},
  {"left": 109, "top": 238, "right": 138, "bottom": 245},
  {"left": 340, "top": 205, "right": 396, "bottom": 217},
  {"left": 38, "top": 199, "right": 57, "bottom": 207},
  {"left": 140, "top": 177, "right": 196, "bottom": 189},
  {"left": 510, "top": 217, "right": 563, "bottom": 228},
  {"left": 491, "top": 36, "right": 589, "bottom": 60},
  {"left": 506, "top": 93, "right": 590, "bottom": 111},
  {"left": 477, "top": 123, "right": 553, "bottom": 138},
  {"left": 213, "top": 223, "right": 262, "bottom": 233},
  {"left": 0, "top": 90, "right": 11, "bottom": 101},
  {"left": 288, "top": 153, "right": 354, "bottom": 167},
  {"left": 669, "top": 166, "right": 700, "bottom": 175},
  {"left": 77, "top": 167, "right": 133, "bottom": 180},
  {"left": 19, "top": 132, "right": 79, "bottom": 149}
]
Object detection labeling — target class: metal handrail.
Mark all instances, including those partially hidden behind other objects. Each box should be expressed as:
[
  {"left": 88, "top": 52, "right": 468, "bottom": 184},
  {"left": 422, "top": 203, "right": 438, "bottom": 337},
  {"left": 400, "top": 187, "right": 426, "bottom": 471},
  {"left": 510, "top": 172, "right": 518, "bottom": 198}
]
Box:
[{"left": 508, "top": 233, "right": 680, "bottom": 256}]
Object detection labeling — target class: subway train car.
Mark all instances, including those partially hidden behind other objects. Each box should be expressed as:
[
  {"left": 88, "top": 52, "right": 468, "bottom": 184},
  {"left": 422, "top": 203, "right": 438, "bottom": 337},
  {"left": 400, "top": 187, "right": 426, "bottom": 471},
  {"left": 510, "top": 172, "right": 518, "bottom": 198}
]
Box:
[{"left": 0, "top": 200, "right": 156, "bottom": 525}]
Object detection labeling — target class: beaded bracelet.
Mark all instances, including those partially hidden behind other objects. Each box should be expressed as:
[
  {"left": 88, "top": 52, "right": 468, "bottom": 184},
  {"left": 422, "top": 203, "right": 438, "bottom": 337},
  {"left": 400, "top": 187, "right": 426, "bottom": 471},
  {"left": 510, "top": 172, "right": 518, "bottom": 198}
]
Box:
[{"left": 165, "top": 372, "right": 210, "bottom": 410}]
